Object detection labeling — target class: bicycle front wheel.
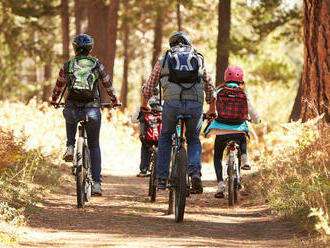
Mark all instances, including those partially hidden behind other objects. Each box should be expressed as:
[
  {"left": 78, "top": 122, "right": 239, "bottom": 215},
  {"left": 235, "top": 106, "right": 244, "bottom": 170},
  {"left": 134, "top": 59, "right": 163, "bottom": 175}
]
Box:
[
  {"left": 76, "top": 137, "right": 85, "bottom": 208},
  {"left": 174, "top": 147, "right": 188, "bottom": 222},
  {"left": 149, "top": 147, "right": 157, "bottom": 202}
]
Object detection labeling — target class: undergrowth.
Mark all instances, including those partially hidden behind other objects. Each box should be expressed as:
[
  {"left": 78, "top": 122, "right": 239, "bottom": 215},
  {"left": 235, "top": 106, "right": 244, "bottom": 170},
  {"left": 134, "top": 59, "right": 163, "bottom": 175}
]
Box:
[
  {"left": 0, "top": 128, "right": 63, "bottom": 245},
  {"left": 245, "top": 116, "right": 329, "bottom": 243}
]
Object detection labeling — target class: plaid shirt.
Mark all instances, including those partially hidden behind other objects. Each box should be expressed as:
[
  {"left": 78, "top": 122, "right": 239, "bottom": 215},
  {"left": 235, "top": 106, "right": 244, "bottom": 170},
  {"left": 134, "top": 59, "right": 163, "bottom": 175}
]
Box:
[
  {"left": 52, "top": 59, "right": 116, "bottom": 102},
  {"left": 143, "top": 61, "right": 216, "bottom": 104}
]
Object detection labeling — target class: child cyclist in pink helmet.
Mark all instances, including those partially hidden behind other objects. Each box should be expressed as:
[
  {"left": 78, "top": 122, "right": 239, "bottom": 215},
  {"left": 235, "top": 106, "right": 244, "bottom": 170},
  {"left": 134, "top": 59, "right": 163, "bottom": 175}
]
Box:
[{"left": 205, "top": 66, "right": 260, "bottom": 198}]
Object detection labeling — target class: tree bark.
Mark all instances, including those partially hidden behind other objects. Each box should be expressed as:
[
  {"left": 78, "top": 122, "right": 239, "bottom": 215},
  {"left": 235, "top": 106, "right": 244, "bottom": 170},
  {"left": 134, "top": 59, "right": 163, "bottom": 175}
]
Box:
[
  {"left": 42, "top": 65, "right": 52, "bottom": 102},
  {"left": 61, "top": 0, "right": 70, "bottom": 61},
  {"left": 176, "top": 1, "right": 182, "bottom": 31},
  {"left": 301, "top": 0, "right": 330, "bottom": 123},
  {"left": 120, "top": 1, "right": 130, "bottom": 110},
  {"left": 87, "top": 0, "right": 109, "bottom": 103},
  {"left": 87, "top": 0, "right": 108, "bottom": 62},
  {"left": 74, "top": 0, "right": 82, "bottom": 35},
  {"left": 216, "top": 0, "right": 231, "bottom": 87},
  {"left": 151, "top": 8, "right": 164, "bottom": 67},
  {"left": 289, "top": 75, "right": 302, "bottom": 122},
  {"left": 105, "top": 0, "right": 120, "bottom": 81}
]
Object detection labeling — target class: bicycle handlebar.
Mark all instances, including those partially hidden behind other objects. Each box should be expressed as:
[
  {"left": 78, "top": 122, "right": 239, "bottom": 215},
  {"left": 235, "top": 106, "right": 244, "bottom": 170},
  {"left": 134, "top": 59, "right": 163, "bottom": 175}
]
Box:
[
  {"left": 203, "top": 113, "right": 217, "bottom": 121},
  {"left": 54, "top": 102, "right": 122, "bottom": 109}
]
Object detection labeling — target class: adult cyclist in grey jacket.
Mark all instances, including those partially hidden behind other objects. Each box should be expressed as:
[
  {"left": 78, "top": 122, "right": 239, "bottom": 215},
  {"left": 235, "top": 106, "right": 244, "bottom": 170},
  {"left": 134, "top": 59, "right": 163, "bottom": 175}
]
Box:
[{"left": 141, "top": 32, "right": 216, "bottom": 193}]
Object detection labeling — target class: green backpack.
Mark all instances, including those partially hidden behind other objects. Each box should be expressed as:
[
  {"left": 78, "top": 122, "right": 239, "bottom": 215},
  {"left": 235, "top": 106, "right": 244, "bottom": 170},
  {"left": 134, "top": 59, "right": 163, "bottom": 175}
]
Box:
[{"left": 67, "top": 56, "right": 99, "bottom": 102}]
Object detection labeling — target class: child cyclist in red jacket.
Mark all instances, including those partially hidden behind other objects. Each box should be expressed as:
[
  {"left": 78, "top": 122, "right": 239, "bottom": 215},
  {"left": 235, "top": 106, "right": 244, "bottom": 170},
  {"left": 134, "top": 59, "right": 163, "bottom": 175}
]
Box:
[{"left": 205, "top": 66, "right": 260, "bottom": 198}]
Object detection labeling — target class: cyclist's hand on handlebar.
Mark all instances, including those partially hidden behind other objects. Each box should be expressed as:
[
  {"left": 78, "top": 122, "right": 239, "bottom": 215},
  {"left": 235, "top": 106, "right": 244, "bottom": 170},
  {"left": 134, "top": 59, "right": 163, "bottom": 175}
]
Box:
[
  {"left": 205, "top": 110, "right": 217, "bottom": 121},
  {"left": 140, "top": 105, "right": 150, "bottom": 112},
  {"left": 50, "top": 100, "right": 58, "bottom": 108},
  {"left": 110, "top": 95, "right": 119, "bottom": 107}
]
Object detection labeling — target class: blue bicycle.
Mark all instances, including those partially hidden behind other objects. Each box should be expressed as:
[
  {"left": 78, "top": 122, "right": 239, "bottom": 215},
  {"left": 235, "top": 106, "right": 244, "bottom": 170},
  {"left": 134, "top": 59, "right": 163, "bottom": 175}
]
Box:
[{"left": 167, "top": 114, "right": 191, "bottom": 222}]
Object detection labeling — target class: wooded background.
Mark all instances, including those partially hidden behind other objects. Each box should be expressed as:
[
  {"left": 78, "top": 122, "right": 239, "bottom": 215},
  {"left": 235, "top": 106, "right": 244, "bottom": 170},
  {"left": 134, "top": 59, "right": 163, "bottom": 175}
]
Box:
[{"left": 0, "top": 0, "right": 328, "bottom": 123}]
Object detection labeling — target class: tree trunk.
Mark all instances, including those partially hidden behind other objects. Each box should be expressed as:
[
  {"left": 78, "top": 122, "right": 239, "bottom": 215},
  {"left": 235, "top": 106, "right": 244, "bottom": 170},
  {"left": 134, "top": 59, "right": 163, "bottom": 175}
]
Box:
[
  {"left": 289, "top": 75, "right": 302, "bottom": 122},
  {"left": 74, "top": 0, "right": 82, "bottom": 35},
  {"left": 101, "top": 0, "right": 119, "bottom": 103},
  {"left": 176, "top": 1, "right": 182, "bottom": 31},
  {"left": 301, "top": 0, "right": 330, "bottom": 123},
  {"left": 87, "top": 0, "right": 109, "bottom": 103},
  {"left": 87, "top": 0, "right": 108, "bottom": 62},
  {"left": 151, "top": 8, "right": 164, "bottom": 67},
  {"left": 61, "top": 0, "right": 70, "bottom": 60},
  {"left": 120, "top": 1, "right": 130, "bottom": 110},
  {"left": 105, "top": 0, "right": 120, "bottom": 81},
  {"left": 42, "top": 65, "right": 52, "bottom": 102},
  {"left": 215, "top": 0, "right": 231, "bottom": 87}
]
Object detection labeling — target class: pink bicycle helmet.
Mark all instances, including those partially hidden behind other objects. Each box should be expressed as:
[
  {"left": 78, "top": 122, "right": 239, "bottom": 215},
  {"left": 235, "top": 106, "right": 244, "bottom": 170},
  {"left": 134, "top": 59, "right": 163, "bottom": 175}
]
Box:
[{"left": 224, "top": 66, "right": 244, "bottom": 83}]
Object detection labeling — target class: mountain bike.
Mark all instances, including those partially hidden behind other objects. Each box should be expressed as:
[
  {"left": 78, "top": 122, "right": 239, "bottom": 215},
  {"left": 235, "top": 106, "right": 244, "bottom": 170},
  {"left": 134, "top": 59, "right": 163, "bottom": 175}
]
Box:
[
  {"left": 167, "top": 114, "right": 191, "bottom": 222},
  {"left": 58, "top": 103, "right": 120, "bottom": 208},
  {"left": 203, "top": 114, "right": 244, "bottom": 206}
]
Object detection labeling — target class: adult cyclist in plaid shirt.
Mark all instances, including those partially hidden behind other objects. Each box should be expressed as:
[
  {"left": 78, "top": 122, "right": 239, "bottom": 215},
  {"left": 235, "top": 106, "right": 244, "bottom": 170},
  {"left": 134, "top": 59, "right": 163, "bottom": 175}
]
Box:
[{"left": 141, "top": 32, "right": 216, "bottom": 193}]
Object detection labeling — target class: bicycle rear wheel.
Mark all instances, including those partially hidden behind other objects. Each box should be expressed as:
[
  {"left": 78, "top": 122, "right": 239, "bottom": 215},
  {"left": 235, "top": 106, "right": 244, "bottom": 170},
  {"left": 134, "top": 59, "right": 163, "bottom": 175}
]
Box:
[
  {"left": 228, "top": 165, "right": 238, "bottom": 206},
  {"left": 76, "top": 137, "right": 85, "bottom": 208},
  {"left": 174, "top": 147, "right": 188, "bottom": 222},
  {"left": 168, "top": 150, "right": 176, "bottom": 215},
  {"left": 83, "top": 144, "right": 92, "bottom": 202},
  {"left": 149, "top": 147, "right": 157, "bottom": 202}
]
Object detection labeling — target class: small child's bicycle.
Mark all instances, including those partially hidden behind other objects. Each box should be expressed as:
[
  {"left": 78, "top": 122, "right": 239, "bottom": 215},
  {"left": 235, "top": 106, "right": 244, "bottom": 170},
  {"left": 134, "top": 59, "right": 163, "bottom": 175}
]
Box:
[{"left": 203, "top": 114, "right": 243, "bottom": 206}]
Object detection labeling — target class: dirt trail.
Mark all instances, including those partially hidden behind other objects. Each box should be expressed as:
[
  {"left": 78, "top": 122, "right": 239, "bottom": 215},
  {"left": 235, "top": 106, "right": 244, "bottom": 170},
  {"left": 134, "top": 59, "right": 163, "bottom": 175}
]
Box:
[{"left": 16, "top": 173, "right": 302, "bottom": 248}]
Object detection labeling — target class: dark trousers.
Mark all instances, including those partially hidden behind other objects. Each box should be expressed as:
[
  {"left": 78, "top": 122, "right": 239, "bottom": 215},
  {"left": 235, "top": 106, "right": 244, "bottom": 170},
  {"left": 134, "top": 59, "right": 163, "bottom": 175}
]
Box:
[
  {"left": 213, "top": 133, "right": 247, "bottom": 182},
  {"left": 140, "top": 143, "right": 152, "bottom": 172},
  {"left": 63, "top": 108, "right": 102, "bottom": 182}
]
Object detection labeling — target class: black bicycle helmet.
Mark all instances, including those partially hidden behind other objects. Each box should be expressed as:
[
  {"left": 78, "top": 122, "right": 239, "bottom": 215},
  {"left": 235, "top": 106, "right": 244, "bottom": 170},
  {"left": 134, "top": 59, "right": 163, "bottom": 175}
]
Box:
[
  {"left": 72, "top": 34, "right": 94, "bottom": 54},
  {"left": 169, "top": 31, "right": 191, "bottom": 47}
]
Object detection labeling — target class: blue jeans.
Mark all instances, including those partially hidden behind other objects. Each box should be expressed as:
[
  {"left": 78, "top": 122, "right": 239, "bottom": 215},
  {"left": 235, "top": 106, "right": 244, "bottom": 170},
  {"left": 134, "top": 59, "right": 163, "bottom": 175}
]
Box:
[
  {"left": 156, "top": 100, "right": 203, "bottom": 179},
  {"left": 63, "top": 108, "right": 102, "bottom": 182},
  {"left": 213, "top": 133, "right": 247, "bottom": 182},
  {"left": 140, "top": 143, "right": 152, "bottom": 172}
]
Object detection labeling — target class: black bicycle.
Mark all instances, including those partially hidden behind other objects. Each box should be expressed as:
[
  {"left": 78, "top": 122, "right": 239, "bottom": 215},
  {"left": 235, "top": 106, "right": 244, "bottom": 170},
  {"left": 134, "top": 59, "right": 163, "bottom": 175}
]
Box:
[
  {"left": 58, "top": 103, "right": 120, "bottom": 208},
  {"left": 167, "top": 114, "right": 191, "bottom": 222}
]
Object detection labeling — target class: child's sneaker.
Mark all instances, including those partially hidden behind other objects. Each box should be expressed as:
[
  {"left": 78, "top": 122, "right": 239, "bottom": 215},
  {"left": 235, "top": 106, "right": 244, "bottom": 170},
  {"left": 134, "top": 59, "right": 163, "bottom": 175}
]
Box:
[
  {"left": 241, "top": 154, "right": 251, "bottom": 170},
  {"left": 214, "top": 181, "right": 225, "bottom": 198},
  {"left": 63, "top": 145, "right": 74, "bottom": 162}
]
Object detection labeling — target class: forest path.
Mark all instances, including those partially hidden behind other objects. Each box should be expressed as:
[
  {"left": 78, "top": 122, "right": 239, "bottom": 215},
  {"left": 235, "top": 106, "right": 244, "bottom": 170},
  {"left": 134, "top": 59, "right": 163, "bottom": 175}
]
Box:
[{"left": 17, "top": 173, "right": 301, "bottom": 248}]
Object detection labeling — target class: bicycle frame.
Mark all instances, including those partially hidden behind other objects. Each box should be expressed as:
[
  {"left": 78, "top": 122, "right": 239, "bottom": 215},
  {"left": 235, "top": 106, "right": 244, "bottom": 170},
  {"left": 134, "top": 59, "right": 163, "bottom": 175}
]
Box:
[{"left": 171, "top": 115, "right": 191, "bottom": 181}]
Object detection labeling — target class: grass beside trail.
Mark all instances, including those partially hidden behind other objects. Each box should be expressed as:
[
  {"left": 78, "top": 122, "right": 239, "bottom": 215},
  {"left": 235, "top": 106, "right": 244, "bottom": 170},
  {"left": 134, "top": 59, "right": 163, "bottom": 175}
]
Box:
[
  {"left": 0, "top": 128, "right": 64, "bottom": 246},
  {"left": 244, "top": 116, "right": 329, "bottom": 245}
]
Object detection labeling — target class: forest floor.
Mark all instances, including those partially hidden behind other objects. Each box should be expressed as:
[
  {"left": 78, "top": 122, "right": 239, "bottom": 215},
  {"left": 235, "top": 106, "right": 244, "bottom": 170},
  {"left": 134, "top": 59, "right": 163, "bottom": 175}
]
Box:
[{"left": 8, "top": 169, "right": 311, "bottom": 248}]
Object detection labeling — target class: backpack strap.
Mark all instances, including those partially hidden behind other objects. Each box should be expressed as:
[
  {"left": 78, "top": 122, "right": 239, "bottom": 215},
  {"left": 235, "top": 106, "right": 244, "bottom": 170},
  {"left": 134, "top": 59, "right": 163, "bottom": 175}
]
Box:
[{"left": 161, "top": 50, "right": 169, "bottom": 69}]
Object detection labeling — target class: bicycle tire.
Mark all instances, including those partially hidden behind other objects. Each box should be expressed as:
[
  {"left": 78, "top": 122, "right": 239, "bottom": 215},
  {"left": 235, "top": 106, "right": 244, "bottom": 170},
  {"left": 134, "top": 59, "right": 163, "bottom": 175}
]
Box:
[
  {"left": 234, "top": 178, "right": 239, "bottom": 204},
  {"left": 174, "top": 147, "right": 187, "bottom": 222},
  {"left": 149, "top": 147, "right": 157, "bottom": 202},
  {"left": 76, "top": 137, "right": 85, "bottom": 208},
  {"left": 228, "top": 164, "right": 237, "bottom": 206},
  {"left": 83, "top": 144, "right": 92, "bottom": 202},
  {"left": 168, "top": 150, "right": 176, "bottom": 215}
]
